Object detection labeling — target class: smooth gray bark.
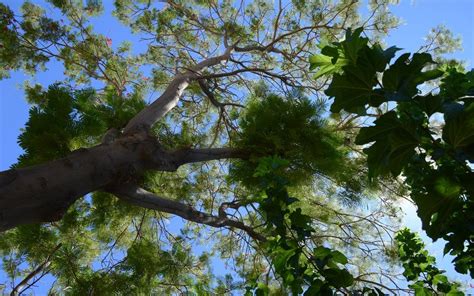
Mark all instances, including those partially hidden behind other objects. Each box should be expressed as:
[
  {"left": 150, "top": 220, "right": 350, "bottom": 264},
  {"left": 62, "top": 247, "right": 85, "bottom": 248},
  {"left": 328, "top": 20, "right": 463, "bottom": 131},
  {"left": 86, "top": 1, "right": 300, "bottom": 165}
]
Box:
[
  {"left": 123, "top": 46, "right": 234, "bottom": 133},
  {"left": 0, "top": 131, "right": 245, "bottom": 232}
]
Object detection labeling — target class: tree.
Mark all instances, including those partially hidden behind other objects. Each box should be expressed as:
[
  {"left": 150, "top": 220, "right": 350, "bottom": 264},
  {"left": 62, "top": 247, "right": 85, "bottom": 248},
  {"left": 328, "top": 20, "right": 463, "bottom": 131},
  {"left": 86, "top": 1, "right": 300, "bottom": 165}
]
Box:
[{"left": 0, "top": 0, "right": 468, "bottom": 295}]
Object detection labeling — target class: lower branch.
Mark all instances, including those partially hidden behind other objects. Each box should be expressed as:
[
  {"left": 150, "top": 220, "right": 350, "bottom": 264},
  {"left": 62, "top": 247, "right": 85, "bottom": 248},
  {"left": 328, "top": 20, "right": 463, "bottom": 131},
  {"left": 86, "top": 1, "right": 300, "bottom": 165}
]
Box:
[{"left": 108, "top": 184, "right": 266, "bottom": 242}]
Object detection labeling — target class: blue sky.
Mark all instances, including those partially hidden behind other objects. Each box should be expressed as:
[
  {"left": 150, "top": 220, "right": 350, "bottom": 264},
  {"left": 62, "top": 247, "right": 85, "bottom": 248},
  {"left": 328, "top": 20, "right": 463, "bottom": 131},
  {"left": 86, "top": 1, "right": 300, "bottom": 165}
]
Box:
[{"left": 1, "top": 0, "right": 473, "bottom": 293}]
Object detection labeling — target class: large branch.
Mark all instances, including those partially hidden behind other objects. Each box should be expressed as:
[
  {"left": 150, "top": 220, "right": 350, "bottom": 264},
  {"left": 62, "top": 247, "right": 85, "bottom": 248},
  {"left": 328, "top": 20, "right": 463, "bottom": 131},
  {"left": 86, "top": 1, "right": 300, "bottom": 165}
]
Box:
[
  {"left": 123, "top": 46, "right": 235, "bottom": 134},
  {"left": 0, "top": 120, "right": 247, "bottom": 232},
  {"left": 109, "top": 185, "right": 266, "bottom": 242}
]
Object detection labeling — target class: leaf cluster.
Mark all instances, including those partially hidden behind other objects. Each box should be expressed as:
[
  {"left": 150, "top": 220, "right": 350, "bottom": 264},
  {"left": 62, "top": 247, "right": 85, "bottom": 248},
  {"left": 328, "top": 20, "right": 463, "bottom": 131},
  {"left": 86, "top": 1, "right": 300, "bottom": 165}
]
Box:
[
  {"left": 312, "top": 27, "right": 474, "bottom": 277},
  {"left": 395, "top": 228, "right": 462, "bottom": 295},
  {"left": 241, "top": 157, "right": 355, "bottom": 295},
  {"left": 15, "top": 84, "right": 145, "bottom": 168},
  {"left": 230, "top": 94, "right": 348, "bottom": 188}
]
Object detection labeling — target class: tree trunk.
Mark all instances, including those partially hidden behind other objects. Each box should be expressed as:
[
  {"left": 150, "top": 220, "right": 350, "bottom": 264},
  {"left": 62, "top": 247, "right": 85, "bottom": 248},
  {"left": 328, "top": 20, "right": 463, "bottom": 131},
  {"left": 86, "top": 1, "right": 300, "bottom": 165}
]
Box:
[
  {"left": 0, "top": 131, "right": 246, "bottom": 232},
  {"left": 0, "top": 133, "right": 165, "bottom": 232}
]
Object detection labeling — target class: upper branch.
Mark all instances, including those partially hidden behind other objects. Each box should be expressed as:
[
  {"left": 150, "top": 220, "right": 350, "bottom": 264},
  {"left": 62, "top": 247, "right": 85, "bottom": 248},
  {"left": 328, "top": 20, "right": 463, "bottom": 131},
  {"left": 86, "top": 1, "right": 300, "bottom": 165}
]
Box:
[
  {"left": 109, "top": 184, "right": 265, "bottom": 242},
  {"left": 123, "top": 46, "right": 235, "bottom": 134}
]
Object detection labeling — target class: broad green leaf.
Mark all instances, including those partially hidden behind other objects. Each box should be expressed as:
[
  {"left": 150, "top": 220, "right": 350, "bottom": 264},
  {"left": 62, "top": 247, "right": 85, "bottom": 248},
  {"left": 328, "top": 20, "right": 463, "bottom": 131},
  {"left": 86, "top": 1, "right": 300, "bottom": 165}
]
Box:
[
  {"left": 363, "top": 141, "right": 390, "bottom": 178},
  {"left": 330, "top": 250, "right": 348, "bottom": 265},
  {"left": 442, "top": 103, "right": 474, "bottom": 149},
  {"left": 304, "top": 280, "right": 322, "bottom": 295},
  {"left": 385, "top": 131, "right": 418, "bottom": 175},
  {"left": 313, "top": 246, "right": 332, "bottom": 259},
  {"left": 326, "top": 66, "right": 377, "bottom": 114},
  {"left": 322, "top": 268, "right": 354, "bottom": 288},
  {"left": 356, "top": 111, "right": 418, "bottom": 178},
  {"left": 355, "top": 111, "right": 400, "bottom": 144},
  {"left": 272, "top": 248, "right": 296, "bottom": 271},
  {"left": 342, "top": 27, "right": 368, "bottom": 63},
  {"left": 434, "top": 177, "right": 461, "bottom": 198},
  {"left": 382, "top": 53, "right": 442, "bottom": 101},
  {"left": 255, "top": 283, "right": 269, "bottom": 296},
  {"left": 309, "top": 54, "right": 349, "bottom": 78},
  {"left": 432, "top": 274, "right": 448, "bottom": 285},
  {"left": 410, "top": 282, "right": 432, "bottom": 296},
  {"left": 446, "top": 292, "right": 464, "bottom": 296},
  {"left": 414, "top": 94, "right": 444, "bottom": 116}
]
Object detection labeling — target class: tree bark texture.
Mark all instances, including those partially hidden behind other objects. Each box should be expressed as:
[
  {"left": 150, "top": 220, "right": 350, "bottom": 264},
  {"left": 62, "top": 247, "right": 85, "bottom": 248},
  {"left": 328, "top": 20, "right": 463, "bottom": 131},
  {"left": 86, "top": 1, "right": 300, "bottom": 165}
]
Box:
[
  {"left": 0, "top": 130, "right": 245, "bottom": 232},
  {"left": 0, "top": 133, "right": 157, "bottom": 231}
]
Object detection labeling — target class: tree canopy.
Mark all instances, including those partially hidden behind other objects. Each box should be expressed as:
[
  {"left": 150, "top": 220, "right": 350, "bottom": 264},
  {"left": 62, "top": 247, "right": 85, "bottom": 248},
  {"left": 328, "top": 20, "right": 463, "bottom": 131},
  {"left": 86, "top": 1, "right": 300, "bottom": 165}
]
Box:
[{"left": 0, "top": 0, "right": 471, "bottom": 295}]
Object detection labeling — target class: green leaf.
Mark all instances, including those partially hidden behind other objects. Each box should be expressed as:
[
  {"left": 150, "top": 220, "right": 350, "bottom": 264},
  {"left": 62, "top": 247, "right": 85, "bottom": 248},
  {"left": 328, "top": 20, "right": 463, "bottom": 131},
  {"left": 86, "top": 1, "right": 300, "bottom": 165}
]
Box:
[
  {"left": 342, "top": 27, "right": 368, "bottom": 63},
  {"left": 272, "top": 247, "right": 296, "bottom": 271},
  {"left": 326, "top": 66, "right": 377, "bottom": 114},
  {"left": 414, "top": 69, "right": 444, "bottom": 85},
  {"left": 442, "top": 103, "right": 474, "bottom": 149},
  {"left": 322, "top": 268, "right": 354, "bottom": 288},
  {"left": 367, "top": 44, "right": 401, "bottom": 72},
  {"left": 304, "top": 280, "right": 322, "bottom": 295},
  {"left": 414, "top": 94, "right": 444, "bottom": 116},
  {"left": 313, "top": 246, "right": 332, "bottom": 259},
  {"left": 363, "top": 140, "right": 391, "bottom": 178},
  {"left": 432, "top": 274, "right": 448, "bottom": 285},
  {"left": 330, "top": 250, "right": 348, "bottom": 265},
  {"left": 326, "top": 46, "right": 398, "bottom": 113},
  {"left": 410, "top": 282, "right": 432, "bottom": 296},
  {"left": 309, "top": 54, "right": 349, "bottom": 78},
  {"left": 446, "top": 292, "right": 464, "bottom": 296},
  {"left": 356, "top": 111, "right": 418, "bottom": 178},
  {"left": 378, "top": 46, "right": 402, "bottom": 70},
  {"left": 382, "top": 53, "right": 442, "bottom": 101},
  {"left": 385, "top": 131, "right": 418, "bottom": 175},
  {"left": 255, "top": 283, "right": 269, "bottom": 296},
  {"left": 434, "top": 177, "right": 461, "bottom": 198},
  {"left": 355, "top": 111, "right": 400, "bottom": 144},
  {"left": 321, "top": 29, "right": 399, "bottom": 113}
]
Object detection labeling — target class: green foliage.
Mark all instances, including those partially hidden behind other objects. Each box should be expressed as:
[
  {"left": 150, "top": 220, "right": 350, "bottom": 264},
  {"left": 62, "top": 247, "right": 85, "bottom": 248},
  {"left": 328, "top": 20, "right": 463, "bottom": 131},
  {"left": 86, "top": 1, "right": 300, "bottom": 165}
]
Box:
[
  {"left": 231, "top": 94, "right": 348, "bottom": 187},
  {"left": 395, "top": 228, "right": 463, "bottom": 295},
  {"left": 420, "top": 25, "right": 463, "bottom": 68},
  {"left": 236, "top": 156, "right": 399, "bottom": 295},
  {"left": 15, "top": 84, "right": 146, "bottom": 168},
  {"left": 49, "top": 236, "right": 201, "bottom": 295},
  {"left": 240, "top": 156, "right": 355, "bottom": 295},
  {"left": 315, "top": 27, "right": 474, "bottom": 276},
  {"left": 16, "top": 85, "right": 77, "bottom": 167},
  {"left": 0, "top": 2, "right": 63, "bottom": 78},
  {"left": 310, "top": 28, "right": 401, "bottom": 114},
  {"left": 355, "top": 110, "right": 420, "bottom": 178},
  {"left": 126, "top": 239, "right": 192, "bottom": 282}
]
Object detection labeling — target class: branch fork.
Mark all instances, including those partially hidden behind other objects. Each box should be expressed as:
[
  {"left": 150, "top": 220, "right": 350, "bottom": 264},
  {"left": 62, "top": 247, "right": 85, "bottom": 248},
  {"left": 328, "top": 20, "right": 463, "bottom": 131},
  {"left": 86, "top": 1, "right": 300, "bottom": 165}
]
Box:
[{"left": 124, "top": 45, "right": 236, "bottom": 134}]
